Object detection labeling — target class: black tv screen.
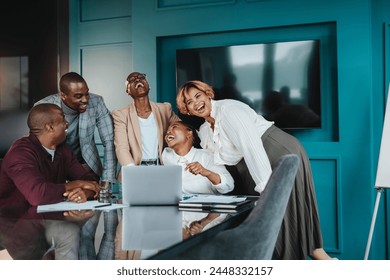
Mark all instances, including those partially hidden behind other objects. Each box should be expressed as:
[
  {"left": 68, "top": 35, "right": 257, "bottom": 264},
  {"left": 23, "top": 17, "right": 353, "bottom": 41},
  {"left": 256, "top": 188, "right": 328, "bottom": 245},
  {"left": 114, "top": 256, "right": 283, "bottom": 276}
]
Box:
[{"left": 176, "top": 40, "right": 321, "bottom": 129}]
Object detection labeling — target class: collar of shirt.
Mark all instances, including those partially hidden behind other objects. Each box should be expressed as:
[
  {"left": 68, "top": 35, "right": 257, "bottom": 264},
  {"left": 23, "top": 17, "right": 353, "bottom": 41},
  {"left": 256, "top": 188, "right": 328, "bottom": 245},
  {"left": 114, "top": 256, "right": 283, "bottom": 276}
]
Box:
[
  {"left": 27, "top": 133, "right": 58, "bottom": 162},
  {"left": 180, "top": 146, "right": 196, "bottom": 164},
  {"left": 43, "top": 146, "right": 56, "bottom": 161},
  {"left": 164, "top": 147, "right": 196, "bottom": 165},
  {"left": 210, "top": 99, "right": 217, "bottom": 119},
  {"left": 61, "top": 100, "right": 79, "bottom": 116}
]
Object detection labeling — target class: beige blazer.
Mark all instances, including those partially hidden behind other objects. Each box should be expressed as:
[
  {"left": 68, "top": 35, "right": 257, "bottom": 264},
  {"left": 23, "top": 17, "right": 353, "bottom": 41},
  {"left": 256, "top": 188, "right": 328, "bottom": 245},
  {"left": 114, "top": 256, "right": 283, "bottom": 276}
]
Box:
[{"left": 112, "top": 101, "right": 180, "bottom": 167}]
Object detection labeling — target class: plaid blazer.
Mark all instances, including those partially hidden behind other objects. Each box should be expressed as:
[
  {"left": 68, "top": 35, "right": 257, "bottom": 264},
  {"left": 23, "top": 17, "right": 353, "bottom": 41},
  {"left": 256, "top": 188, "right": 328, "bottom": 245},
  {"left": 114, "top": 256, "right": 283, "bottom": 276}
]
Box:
[{"left": 35, "top": 93, "right": 117, "bottom": 182}]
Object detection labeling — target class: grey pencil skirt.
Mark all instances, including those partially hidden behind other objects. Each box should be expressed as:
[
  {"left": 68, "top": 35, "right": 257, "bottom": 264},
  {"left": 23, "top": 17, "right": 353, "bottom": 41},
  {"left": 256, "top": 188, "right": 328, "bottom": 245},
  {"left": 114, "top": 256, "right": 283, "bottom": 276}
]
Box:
[{"left": 227, "top": 125, "right": 323, "bottom": 260}]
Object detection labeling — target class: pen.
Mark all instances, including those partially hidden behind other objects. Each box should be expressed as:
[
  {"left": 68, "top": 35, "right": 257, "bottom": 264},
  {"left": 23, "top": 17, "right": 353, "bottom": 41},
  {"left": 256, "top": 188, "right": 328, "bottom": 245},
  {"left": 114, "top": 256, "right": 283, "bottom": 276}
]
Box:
[{"left": 94, "top": 203, "right": 111, "bottom": 208}]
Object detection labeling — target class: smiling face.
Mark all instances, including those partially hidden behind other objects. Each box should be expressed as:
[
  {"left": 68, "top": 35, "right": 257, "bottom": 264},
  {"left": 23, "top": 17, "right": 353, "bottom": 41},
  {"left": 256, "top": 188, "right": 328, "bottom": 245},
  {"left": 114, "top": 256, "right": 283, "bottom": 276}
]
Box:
[
  {"left": 165, "top": 121, "right": 193, "bottom": 150},
  {"left": 126, "top": 72, "right": 150, "bottom": 98},
  {"left": 50, "top": 108, "right": 69, "bottom": 146},
  {"left": 61, "top": 81, "right": 90, "bottom": 113},
  {"left": 184, "top": 87, "right": 212, "bottom": 118}
]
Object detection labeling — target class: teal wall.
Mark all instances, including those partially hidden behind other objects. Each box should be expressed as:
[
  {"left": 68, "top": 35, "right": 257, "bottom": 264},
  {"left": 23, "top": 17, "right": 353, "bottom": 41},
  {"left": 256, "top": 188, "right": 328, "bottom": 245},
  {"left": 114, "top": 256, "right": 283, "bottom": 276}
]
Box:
[{"left": 69, "top": 0, "right": 390, "bottom": 259}]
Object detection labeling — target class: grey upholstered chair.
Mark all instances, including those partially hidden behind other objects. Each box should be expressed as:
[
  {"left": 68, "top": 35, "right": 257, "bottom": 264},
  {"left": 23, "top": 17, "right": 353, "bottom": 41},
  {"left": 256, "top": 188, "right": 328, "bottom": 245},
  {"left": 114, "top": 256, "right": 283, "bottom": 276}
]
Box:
[{"left": 169, "top": 154, "right": 299, "bottom": 260}]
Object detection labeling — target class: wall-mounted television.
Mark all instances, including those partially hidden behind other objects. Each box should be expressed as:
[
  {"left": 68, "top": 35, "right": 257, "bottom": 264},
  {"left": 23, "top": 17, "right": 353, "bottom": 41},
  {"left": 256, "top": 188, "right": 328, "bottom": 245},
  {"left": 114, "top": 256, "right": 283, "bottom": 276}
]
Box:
[{"left": 176, "top": 40, "right": 321, "bottom": 130}]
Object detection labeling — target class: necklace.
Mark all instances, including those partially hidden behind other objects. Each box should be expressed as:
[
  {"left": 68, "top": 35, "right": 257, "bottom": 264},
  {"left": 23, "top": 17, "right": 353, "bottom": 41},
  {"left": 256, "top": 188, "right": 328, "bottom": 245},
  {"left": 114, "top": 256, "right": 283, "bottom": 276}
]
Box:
[{"left": 136, "top": 109, "right": 152, "bottom": 118}]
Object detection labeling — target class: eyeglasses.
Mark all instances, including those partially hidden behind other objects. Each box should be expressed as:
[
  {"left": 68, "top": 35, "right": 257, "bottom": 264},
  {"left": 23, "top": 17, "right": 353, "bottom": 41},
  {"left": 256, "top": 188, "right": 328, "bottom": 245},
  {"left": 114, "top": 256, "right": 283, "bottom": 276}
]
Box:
[{"left": 127, "top": 73, "right": 146, "bottom": 83}]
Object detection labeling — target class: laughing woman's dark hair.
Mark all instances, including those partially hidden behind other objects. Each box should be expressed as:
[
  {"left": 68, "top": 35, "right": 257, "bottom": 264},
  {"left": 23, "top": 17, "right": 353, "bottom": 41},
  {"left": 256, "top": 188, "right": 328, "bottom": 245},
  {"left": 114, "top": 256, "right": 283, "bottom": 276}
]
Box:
[{"left": 176, "top": 121, "right": 201, "bottom": 149}]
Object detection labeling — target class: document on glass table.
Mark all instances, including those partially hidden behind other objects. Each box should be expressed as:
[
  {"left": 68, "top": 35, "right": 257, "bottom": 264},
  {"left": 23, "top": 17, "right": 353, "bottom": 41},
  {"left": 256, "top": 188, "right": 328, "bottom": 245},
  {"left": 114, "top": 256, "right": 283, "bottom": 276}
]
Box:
[
  {"left": 37, "top": 200, "right": 127, "bottom": 213},
  {"left": 179, "top": 194, "right": 250, "bottom": 210}
]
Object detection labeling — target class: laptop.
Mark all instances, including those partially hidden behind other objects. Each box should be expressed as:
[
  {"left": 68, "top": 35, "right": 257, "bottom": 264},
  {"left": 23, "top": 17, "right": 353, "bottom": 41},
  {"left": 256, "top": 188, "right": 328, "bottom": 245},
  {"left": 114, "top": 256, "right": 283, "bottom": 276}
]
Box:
[{"left": 121, "top": 165, "right": 182, "bottom": 206}]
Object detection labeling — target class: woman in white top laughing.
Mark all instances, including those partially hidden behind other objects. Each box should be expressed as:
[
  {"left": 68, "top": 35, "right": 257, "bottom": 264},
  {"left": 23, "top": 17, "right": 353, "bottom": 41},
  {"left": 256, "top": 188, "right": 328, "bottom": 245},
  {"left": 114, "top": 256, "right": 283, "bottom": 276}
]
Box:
[
  {"left": 162, "top": 120, "right": 234, "bottom": 236},
  {"left": 162, "top": 121, "right": 234, "bottom": 195},
  {"left": 176, "top": 80, "right": 336, "bottom": 260}
]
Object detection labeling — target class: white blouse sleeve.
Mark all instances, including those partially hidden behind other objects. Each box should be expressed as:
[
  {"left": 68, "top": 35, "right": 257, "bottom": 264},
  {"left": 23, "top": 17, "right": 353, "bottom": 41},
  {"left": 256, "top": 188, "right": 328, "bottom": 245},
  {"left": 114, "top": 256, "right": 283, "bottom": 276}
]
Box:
[
  {"left": 202, "top": 153, "right": 234, "bottom": 194},
  {"left": 219, "top": 104, "right": 272, "bottom": 194}
]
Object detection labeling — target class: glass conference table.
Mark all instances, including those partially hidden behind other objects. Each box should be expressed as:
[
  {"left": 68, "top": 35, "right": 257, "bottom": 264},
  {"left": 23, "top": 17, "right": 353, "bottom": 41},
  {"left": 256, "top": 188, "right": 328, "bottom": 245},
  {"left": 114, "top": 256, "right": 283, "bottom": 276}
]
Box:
[{"left": 0, "top": 197, "right": 257, "bottom": 260}]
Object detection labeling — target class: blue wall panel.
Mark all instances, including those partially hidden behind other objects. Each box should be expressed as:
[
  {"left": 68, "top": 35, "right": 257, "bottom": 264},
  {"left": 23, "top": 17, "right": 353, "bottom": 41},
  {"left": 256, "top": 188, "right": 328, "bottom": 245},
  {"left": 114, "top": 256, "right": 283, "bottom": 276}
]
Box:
[
  {"left": 311, "top": 158, "right": 341, "bottom": 254},
  {"left": 156, "top": 0, "right": 235, "bottom": 10},
  {"left": 80, "top": 0, "right": 131, "bottom": 21}
]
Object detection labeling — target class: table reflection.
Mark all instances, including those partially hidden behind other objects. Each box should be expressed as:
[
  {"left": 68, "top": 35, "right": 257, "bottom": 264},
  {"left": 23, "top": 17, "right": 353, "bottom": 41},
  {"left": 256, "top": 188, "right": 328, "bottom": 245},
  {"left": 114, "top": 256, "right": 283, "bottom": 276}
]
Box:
[
  {"left": 122, "top": 206, "right": 182, "bottom": 251},
  {"left": 0, "top": 204, "right": 251, "bottom": 260},
  {"left": 117, "top": 206, "right": 228, "bottom": 259},
  {"left": 0, "top": 207, "right": 96, "bottom": 260},
  {"left": 182, "top": 212, "right": 228, "bottom": 239}
]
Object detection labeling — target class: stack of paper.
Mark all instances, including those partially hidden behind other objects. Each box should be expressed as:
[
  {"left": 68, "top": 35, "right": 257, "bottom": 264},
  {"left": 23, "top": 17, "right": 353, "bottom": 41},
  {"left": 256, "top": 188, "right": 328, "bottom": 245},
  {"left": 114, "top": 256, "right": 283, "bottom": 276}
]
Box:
[
  {"left": 37, "top": 200, "right": 127, "bottom": 213},
  {"left": 179, "top": 194, "right": 250, "bottom": 211}
]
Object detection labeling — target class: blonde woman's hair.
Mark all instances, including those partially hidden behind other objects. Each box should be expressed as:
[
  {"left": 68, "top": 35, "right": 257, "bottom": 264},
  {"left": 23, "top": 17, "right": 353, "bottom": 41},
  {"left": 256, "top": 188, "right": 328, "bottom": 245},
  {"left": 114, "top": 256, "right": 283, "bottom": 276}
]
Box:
[{"left": 176, "top": 80, "right": 215, "bottom": 114}]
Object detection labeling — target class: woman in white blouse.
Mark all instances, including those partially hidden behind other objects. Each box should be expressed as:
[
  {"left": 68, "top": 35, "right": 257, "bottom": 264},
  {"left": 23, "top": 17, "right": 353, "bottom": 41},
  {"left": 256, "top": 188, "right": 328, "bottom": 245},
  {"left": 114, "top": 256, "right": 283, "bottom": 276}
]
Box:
[
  {"left": 162, "top": 120, "right": 234, "bottom": 236},
  {"left": 163, "top": 121, "right": 234, "bottom": 195},
  {"left": 176, "top": 80, "right": 335, "bottom": 260}
]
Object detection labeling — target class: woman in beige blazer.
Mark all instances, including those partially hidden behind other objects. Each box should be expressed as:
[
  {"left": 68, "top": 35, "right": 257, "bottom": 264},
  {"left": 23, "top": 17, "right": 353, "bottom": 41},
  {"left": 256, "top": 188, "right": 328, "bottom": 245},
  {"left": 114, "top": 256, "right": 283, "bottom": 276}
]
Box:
[
  {"left": 112, "top": 72, "right": 179, "bottom": 260},
  {"left": 112, "top": 72, "right": 180, "bottom": 169}
]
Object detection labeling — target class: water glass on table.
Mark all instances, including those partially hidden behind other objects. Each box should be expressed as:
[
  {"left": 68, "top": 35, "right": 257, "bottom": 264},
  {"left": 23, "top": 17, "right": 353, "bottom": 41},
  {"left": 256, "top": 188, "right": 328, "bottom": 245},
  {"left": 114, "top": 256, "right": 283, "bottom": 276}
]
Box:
[{"left": 99, "top": 181, "right": 112, "bottom": 203}]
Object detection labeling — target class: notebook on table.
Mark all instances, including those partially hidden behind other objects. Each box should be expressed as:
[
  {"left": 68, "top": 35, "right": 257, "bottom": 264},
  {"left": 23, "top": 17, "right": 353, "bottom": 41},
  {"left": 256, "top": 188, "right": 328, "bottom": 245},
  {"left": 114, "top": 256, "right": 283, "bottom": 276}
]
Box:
[
  {"left": 121, "top": 165, "right": 182, "bottom": 206},
  {"left": 178, "top": 194, "right": 250, "bottom": 211}
]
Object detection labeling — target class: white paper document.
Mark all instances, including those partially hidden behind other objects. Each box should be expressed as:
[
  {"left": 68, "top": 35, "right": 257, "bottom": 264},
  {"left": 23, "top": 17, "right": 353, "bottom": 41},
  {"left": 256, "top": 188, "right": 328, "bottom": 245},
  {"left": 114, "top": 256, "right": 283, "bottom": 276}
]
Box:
[{"left": 37, "top": 200, "right": 127, "bottom": 213}]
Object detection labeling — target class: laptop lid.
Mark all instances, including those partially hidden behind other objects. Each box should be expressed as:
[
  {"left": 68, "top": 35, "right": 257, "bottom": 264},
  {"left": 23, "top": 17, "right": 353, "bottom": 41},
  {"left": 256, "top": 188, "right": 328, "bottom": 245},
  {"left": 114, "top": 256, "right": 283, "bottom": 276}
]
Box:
[{"left": 121, "top": 165, "right": 182, "bottom": 206}]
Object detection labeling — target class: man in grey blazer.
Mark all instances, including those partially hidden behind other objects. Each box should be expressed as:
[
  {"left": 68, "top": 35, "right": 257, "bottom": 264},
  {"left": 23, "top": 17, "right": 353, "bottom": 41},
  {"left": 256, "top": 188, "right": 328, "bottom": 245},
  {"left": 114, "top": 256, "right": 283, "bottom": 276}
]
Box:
[
  {"left": 35, "top": 72, "right": 116, "bottom": 184},
  {"left": 35, "top": 72, "right": 117, "bottom": 259}
]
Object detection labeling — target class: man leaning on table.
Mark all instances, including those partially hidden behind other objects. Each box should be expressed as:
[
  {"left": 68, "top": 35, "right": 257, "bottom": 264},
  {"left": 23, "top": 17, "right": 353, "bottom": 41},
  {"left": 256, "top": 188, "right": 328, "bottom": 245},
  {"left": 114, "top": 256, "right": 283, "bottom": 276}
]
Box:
[
  {"left": 0, "top": 104, "right": 100, "bottom": 260},
  {"left": 0, "top": 103, "right": 100, "bottom": 208}
]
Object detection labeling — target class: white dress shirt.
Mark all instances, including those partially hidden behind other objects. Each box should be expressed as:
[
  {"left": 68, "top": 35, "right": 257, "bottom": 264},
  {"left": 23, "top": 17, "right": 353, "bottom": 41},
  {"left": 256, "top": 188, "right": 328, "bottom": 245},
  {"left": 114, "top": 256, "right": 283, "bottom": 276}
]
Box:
[
  {"left": 138, "top": 112, "right": 158, "bottom": 160},
  {"left": 162, "top": 147, "right": 234, "bottom": 195},
  {"left": 198, "top": 99, "right": 273, "bottom": 194}
]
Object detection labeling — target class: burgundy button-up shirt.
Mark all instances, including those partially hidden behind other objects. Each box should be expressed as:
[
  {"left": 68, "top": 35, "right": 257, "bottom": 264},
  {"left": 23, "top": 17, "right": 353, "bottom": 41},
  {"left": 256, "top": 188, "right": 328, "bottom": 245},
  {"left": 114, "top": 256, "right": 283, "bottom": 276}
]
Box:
[{"left": 0, "top": 133, "right": 96, "bottom": 208}]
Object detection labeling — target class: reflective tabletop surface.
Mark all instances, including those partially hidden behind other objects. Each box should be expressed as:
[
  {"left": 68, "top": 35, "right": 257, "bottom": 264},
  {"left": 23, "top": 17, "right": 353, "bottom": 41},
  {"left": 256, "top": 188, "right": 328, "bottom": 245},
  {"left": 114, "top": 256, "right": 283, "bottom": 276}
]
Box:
[{"left": 0, "top": 199, "right": 256, "bottom": 260}]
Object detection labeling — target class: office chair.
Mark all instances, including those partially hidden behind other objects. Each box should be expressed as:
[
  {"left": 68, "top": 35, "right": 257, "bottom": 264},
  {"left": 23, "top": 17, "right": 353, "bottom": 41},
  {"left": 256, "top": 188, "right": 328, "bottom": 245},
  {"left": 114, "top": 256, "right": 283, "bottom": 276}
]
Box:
[{"left": 170, "top": 154, "right": 299, "bottom": 260}]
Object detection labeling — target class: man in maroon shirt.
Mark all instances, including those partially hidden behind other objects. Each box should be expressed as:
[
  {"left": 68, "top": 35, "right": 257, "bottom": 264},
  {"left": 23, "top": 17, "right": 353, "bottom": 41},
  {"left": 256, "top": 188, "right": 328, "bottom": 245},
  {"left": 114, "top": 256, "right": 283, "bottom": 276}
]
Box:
[{"left": 0, "top": 103, "right": 100, "bottom": 209}]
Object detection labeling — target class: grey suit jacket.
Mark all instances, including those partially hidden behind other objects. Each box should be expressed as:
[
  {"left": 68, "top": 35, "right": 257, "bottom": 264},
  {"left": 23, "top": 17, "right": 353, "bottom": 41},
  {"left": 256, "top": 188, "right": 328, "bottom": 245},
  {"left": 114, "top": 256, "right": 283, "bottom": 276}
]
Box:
[{"left": 35, "top": 93, "right": 117, "bottom": 182}]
